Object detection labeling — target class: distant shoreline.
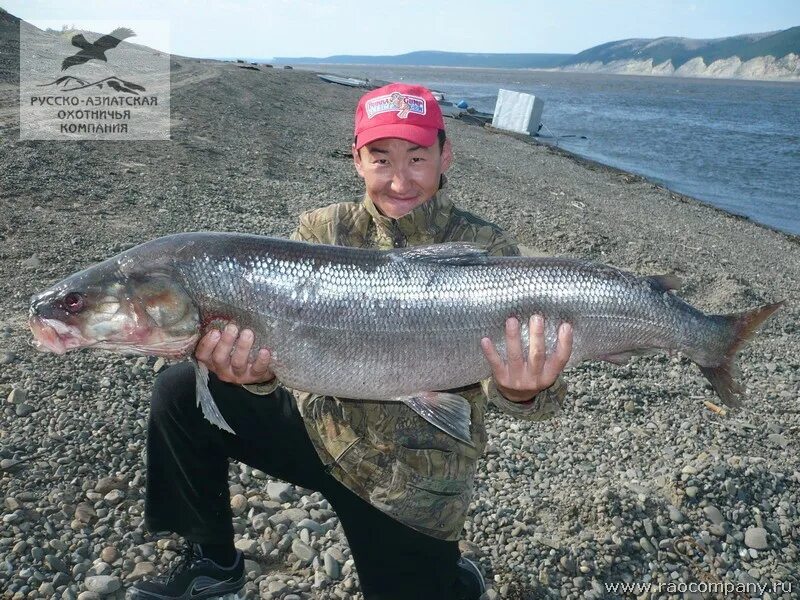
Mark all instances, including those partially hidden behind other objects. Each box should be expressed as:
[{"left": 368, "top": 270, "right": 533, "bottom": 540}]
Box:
[
  {"left": 266, "top": 27, "right": 800, "bottom": 82},
  {"left": 219, "top": 59, "right": 800, "bottom": 83}
]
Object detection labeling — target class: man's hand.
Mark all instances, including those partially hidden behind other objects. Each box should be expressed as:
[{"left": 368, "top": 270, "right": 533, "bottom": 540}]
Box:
[
  {"left": 195, "top": 323, "right": 275, "bottom": 385},
  {"left": 480, "top": 315, "right": 573, "bottom": 403}
]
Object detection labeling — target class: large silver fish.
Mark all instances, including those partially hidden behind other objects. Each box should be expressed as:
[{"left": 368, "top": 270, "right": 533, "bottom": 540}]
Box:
[{"left": 28, "top": 232, "right": 783, "bottom": 444}]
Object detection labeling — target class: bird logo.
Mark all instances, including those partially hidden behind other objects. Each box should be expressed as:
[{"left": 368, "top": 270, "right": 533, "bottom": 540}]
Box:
[
  {"left": 37, "top": 26, "right": 146, "bottom": 94},
  {"left": 61, "top": 27, "right": 136, "bottom": 71}
]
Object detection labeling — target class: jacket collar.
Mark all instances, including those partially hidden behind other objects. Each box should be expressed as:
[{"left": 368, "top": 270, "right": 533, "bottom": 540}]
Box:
[{"left": 363, "top": 182, "right": 453, "bottom": 242}]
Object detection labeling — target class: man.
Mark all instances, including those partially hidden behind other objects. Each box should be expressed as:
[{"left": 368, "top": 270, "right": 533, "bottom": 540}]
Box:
[{"left": 131, "top": 83, "right": 573, "bottom": 600}]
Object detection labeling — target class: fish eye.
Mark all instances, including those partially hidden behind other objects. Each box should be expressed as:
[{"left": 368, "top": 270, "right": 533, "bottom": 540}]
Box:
[{"left": 63, "top": 292, "right": 85, "bottom": 313}]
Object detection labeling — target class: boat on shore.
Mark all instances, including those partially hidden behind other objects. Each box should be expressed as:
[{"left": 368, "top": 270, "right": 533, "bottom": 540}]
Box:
[
  {"left": 317, "top": 73, "right": 446, "bottom": 101},
  {"left": 316, "top": 73, "right": 383, "bottom": 88}
]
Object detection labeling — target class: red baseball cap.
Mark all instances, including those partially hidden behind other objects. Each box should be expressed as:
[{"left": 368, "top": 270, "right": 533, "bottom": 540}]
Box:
[{"left": 354, "top": 83, "right": 445, "bottom": 150}]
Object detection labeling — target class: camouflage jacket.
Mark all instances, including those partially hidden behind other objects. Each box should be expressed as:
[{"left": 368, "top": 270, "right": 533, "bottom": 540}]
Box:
[{"left": 246, "top": 189, "right": 567, "bottom": 540}]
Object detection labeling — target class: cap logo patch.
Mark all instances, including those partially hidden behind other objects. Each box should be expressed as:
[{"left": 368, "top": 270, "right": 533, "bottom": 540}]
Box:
[{"left": 365, "top": 92, "right": 426, "bottom": 119}]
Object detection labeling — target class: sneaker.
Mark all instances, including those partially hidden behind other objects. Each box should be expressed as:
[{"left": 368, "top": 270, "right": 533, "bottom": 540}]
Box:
[
  {"left": 455, "top": 556, "right": 486, "bottom": 599},
  {"left": 127, "top": 542, "right": 245, "bottom": 600}
]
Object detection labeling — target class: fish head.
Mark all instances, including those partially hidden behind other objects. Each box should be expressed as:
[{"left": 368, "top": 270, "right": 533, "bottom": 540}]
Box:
[{"left": 29, "top": 251, "right": 201, "bottom": 359}]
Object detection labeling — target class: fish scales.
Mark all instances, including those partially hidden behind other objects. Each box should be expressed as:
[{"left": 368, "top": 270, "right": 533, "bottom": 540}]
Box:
[{"left": 170, "top": 236, "right": 709, "bottom": 399}]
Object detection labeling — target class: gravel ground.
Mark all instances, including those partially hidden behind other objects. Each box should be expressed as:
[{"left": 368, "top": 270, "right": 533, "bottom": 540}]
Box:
[{"left": 1, "top": 17, "right": 799, "bottom": 600}]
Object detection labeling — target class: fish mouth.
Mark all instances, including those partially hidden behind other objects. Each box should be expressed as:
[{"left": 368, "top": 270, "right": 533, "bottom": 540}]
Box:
[
  {"left": 29, "top": 315, "right": 199, "bottom": 359},
  {"left": 28, "top": 316, "right": 87, "bottom": 354}
]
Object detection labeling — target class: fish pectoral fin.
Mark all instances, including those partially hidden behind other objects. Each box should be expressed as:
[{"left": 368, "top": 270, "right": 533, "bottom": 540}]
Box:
[
  {"left": 391, "top": 243, "right": 489, "bottom": 266},
  {"left": 647, "top": 274, "right": 682, "bottom": 292},
  {"left": 192, "top": 358, "right": 236, "bottom": 434},
  {"left": 397, "top": 392, "right": 474, "bottom": 446}
]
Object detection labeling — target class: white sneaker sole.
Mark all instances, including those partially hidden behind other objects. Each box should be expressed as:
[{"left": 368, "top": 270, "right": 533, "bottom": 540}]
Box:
[{"left": 457, "top": 557, "right": 486, "bottom": 592}]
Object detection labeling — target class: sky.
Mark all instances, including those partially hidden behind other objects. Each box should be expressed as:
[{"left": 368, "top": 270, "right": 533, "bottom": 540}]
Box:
[{"left": 4, "top": 0, "right": 800, "bottom": 58}]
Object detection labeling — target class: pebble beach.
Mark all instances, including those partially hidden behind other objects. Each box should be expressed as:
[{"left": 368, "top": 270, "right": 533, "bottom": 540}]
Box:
[{"left": 1, "top": 21, "right": 799, "bottom": 600}]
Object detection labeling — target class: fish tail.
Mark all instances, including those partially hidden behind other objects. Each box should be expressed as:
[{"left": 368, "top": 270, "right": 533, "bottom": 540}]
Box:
[{"left": 699, "top": 301, "right": 785, "bottom": 407}]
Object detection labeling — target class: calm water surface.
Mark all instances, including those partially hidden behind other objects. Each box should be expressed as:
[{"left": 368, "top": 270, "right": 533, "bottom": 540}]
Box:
[{"left": 300, "top": 65, "right": 800, "bottom": 237}]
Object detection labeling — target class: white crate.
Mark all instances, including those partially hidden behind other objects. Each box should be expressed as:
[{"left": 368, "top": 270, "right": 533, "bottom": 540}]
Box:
[{"left": 491, "top": 89, "right": 544, "bottom": 135}]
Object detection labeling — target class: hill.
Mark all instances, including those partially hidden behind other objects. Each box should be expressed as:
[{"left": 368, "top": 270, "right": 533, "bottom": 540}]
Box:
[
  {"left": 564, "top": 27, "right": 799, "bottom": 69},
  {"left": 560, "top": 26, "right": 800, "bottom": 80},
  {"left": 275, "top": 50, "right": 572, "bottom": 69}
]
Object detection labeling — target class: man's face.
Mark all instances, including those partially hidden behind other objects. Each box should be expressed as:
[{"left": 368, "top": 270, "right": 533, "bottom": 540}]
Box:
[{"left": 353, "top": 137, "right": 453, "bottom": 219}]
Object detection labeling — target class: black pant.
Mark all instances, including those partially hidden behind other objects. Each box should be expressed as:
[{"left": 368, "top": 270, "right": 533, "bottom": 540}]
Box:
[{"left": 144, "top": 362, "right": 467, "bottom": 600}]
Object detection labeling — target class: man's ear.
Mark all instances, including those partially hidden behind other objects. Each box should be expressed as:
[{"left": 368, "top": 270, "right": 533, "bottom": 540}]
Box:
[
  {"left": 352, "top": 144, "right": 365, "bottom": 179},
  {"left": 441, "top": 139, "right": 453, "bottom": 173}
]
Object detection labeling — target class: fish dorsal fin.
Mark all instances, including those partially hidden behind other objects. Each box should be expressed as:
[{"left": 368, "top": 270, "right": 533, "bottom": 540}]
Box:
[
  {"left": 647, "top": 274, "right": 682, "bottom": 292},
  {"left": 391, "top": 243, "right": 489, "bottom": 266}
]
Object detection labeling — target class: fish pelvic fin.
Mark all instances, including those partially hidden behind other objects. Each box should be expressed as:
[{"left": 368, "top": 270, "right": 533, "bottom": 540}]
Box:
[
  {"left": 397, "top": 392, "right": 474, "bottom": 446},
  {"left": 701, "top": 300, "right": 786, "bottom": 407},
  {"left": 192, "top": 358, "right": 236, "bottom": 434},
  {"left": 599, "top": 349, "right": 661, "bottom": 365}
]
